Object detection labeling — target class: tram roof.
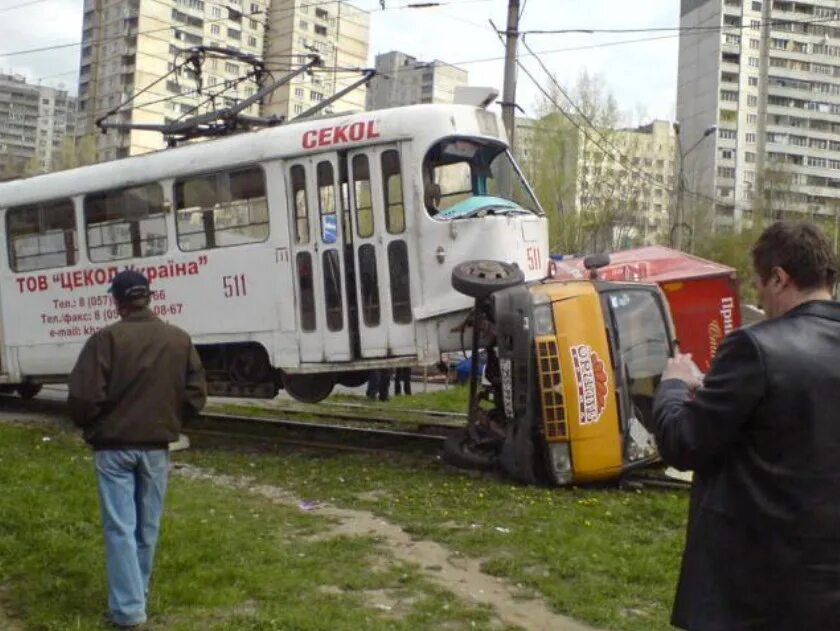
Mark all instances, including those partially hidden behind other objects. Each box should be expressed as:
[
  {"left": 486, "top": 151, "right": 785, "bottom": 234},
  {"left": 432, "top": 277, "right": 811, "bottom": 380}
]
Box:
[{"left": 0, "top": 103, "right": 504, "bottom": 208}]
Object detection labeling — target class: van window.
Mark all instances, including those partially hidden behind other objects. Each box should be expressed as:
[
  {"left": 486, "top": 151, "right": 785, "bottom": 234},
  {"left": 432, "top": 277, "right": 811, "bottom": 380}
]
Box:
[
  {"left": 6, "top": 198, "right": 77, "bottom": 272},
  {"left": 290, "top": 164, "right": 310, "bottom": 244},
  {"left": 85, "top": 183, "right": 167, "bottom": 261},
  {"left": 382, "top": 150, "right": 405, "bottom": 234},
  {"left": 174, "top": 166, "right": 268, "bottom": 251}
]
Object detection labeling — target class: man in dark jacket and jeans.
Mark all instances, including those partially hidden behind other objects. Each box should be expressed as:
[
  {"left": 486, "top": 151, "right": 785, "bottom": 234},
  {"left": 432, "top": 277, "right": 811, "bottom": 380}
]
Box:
[
  {"left": 647, "top": 221, "right": 840, "bottom": 630},
  {"left": 69, "top": 270, "right": 206, "bottom": 628}
]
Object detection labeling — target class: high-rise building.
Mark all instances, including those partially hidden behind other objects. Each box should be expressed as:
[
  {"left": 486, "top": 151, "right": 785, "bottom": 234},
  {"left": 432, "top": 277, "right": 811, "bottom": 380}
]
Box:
[
  {"left": 262, "top": 0, "right": 369, "bottom": 120},
  {"left": 76, "top": 0, "right": 267, "bottom": 163},
  {"left": 0, "top": 73, "right": 76, "bottom": 178},
  {"left": 366, "top": 51, "right": 468, "bottom": 110},
  {"left": 677, "top": 0, "right": 840, "bottom": 231}
]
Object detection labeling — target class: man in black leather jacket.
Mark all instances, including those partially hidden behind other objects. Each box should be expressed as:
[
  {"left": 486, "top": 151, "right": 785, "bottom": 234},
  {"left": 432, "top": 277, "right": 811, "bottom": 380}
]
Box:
[{"left": 647, "top": 221, "right": 840, "bottom": 631}]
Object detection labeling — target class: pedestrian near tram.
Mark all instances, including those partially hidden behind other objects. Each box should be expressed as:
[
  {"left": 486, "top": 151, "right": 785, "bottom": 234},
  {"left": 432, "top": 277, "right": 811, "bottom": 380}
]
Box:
[
  {"left": 646, "top": 221, "right": 840, "bottom": 630},
  {"left": 393, "top": 367, "right": 412, "bottom": 396},
  {"left": 68, "top": 270, "right": 206, "bottom": 629}
]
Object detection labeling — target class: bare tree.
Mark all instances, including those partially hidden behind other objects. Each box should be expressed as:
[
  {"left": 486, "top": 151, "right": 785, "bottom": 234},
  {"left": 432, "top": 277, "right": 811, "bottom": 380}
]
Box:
[{"left": 527, "top": 70, "right": 654, "bottom": 255}]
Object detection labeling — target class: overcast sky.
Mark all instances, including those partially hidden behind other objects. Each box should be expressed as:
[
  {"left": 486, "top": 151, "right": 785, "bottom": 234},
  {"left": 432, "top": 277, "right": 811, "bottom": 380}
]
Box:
[{"left": 0, "top": 0, "right": 679, "bottom": 125}]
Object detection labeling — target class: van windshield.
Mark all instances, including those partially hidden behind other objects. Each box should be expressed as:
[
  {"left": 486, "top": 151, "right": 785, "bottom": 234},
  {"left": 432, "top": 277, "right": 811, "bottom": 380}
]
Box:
[
  {"left": 423, "top": 137, "right": 542, "bottom": 219},
  {"left": 607, "top": 290, "right": 670, "bottom": 382}
]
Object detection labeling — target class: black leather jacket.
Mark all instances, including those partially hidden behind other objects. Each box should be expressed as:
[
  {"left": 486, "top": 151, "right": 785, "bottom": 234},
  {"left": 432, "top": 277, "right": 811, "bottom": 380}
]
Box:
[{"left": 650, "top": 300, "right": 840, "bottom": 630}]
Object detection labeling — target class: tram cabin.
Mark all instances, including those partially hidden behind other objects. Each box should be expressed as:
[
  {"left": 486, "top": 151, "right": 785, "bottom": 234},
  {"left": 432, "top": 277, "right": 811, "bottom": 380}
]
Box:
[
  {"left": 0, "top": 101, "right": 547, "bottom": 402},
  {"left": 448, "top": 257, "right": 676, "bottom": 485}
]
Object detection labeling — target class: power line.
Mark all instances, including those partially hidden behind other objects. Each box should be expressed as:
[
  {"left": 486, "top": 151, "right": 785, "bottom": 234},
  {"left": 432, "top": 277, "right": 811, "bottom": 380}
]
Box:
[
  {"left": 518, "top": 12, "right": 840, "bottom": 35},
  {"left": 515, "top": 40, "right": 716, "bottom": 206},
  {"left": 0, "top": 0, "right": 47, "bottom": 13}
]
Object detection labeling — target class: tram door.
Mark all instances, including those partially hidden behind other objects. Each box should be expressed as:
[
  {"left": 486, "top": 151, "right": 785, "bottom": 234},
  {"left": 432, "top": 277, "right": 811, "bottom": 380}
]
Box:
[
  {"left": 287, "top": 156, "right": 352, "bottom": 363},
  {"left": 345, "top": 145, "right": 416, "bottom": 358}
]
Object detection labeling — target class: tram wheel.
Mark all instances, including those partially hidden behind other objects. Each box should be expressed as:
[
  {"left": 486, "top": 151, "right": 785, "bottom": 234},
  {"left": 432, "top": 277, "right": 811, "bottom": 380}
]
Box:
[
  {"left": 282, "top": 373, "right": 335, "bottom": 404},
  {"left": 337, "top": 370, "right": 370, "bottom": 388},
  {"left": 442, "top": 429, "right": 497, "bottom": 471},
  {"left": 16, "top": 383, "right": 42, "bottom": 400},
  {"left": 451, "top": 260, "right": 524, "bottom": 300}
]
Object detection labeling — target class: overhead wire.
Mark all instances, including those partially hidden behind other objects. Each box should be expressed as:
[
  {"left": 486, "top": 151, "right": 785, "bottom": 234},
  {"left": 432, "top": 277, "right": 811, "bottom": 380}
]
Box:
[
  {"left": 0, "top": 0, "right": 47, "bottom": 13},
  {"left": 515, "top": 36, "right": 716, "bottom": 204}
]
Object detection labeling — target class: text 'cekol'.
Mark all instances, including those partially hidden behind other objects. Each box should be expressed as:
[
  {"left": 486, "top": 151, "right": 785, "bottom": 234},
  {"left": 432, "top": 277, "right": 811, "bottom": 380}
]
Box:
[{"left": 302, "top": 121, "right": 380, "bottom": 149}]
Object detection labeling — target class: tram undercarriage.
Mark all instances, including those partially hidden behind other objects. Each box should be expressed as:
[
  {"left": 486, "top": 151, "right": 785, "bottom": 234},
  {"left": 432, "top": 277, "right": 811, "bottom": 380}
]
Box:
[{"left": 195, "top": 342, "right": 381, "bottom": 402}]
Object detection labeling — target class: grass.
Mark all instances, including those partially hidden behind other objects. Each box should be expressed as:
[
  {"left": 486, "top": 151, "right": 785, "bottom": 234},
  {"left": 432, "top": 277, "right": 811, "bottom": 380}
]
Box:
[
  {"left": 197, "top": 390, "right": 687, "bottom": 631},
  {"left": 0, "top": 388, "right": 689, "bottom": 631},
  {"left": 0, "top": 421, "right": 516, "bottom": 631}
]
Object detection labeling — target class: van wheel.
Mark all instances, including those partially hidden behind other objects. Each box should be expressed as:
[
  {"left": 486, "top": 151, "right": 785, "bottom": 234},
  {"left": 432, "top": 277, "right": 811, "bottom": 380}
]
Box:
[
  {"left": 282, "top": 373, "right": 335, "bottom": 404},
  {"left": 442, "top": 429, "right": 497, "bottom": 470},
  {"left": 451, "top": 260, "right": 524, "bottom": 299},
  {"left": 17, "top": 383, "right": 42, "bottom": 400}
]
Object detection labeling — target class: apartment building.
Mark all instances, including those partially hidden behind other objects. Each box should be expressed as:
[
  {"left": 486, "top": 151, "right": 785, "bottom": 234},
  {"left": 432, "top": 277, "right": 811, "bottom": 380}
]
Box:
[
  {"left": 576, "top": 120, "right": 677, "bottom": 243},
  {"left": 678, "top": 0, "right": 840, "bottom": 231},
  {"left": 0, "top": 73, "right": 76, "bottom": 178},
  {"left": 366, "top": 51, "right": 468, "bottom": 110},
  {"left": 76, "top": 0, "right": 267, "bottom": 162},
  {"left": 262, "top": 0, "right": 369, "bottom": 120}
]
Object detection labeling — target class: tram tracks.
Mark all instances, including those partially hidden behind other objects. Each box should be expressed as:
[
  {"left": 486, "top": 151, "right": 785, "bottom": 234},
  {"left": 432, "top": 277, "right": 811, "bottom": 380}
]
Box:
[
  {"left": 3, "top": 389, "right": 457, "bottom": 456},
  {"left": 2, "top": 390, "right": 692, "bottom": 488}
]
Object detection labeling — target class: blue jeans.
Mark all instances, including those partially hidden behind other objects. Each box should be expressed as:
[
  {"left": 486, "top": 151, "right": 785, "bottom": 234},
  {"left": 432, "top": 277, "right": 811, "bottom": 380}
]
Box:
[{"left": 95, "top": 449, "right": 170, "bottom": 627}]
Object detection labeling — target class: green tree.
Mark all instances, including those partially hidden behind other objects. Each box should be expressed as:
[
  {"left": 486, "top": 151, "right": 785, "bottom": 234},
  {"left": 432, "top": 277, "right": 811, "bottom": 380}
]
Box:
[{"left": 527, "top": 71, "right": 651, "bottom": 255}]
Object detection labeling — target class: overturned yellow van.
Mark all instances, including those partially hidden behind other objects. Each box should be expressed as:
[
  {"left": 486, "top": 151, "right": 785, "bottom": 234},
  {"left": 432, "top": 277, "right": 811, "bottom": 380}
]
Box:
[{"left": 445, "top": 258, "right": 675, "bottom": 486}]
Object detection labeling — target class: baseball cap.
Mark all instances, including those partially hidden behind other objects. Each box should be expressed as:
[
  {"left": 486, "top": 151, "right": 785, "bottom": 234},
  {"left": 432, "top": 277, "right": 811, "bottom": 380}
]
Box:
[{"left": 108, "top": 270, "right": 150, "bottom": 302}]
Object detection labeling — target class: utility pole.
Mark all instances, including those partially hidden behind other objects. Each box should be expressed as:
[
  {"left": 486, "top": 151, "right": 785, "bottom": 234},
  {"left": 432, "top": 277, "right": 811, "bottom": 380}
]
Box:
[
  {"left": 501, "top": 0, "right": 520, "bottom": 148},
  {"left": 498, "top": 0, "right": 520, "bottom": 199}
]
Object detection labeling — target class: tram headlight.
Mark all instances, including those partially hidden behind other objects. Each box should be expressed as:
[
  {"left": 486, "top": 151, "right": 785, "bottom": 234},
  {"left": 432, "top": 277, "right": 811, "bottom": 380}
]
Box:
[
  {"left": 547, "top": 442, "right": 573, "bottom": 485},
  {"left": 532, "top": 297, "right": 555, "bottom": 336}
]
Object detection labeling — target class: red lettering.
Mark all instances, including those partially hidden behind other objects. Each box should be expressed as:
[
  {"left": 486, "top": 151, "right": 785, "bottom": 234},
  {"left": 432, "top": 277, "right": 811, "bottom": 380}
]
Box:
[
  {"left": 16, "top": 278, "right": 26, "bottom": 293},
  {"left": 187, "top": 262, "right": 199, "bottom": 275},
  {"left": 366, "top": 121, "right": 380, "bottom": 139},
  {"left": 175, "top": 263, "right": 188, "bottom": 276},
  {"left": 25, "top": 277, "right": 39, "bottom": 292},
  {"left": 302, "top": 130, "right": 318, "bottom": 149},
  {"left": 57, "top": 273, "right": 73, "bottom": 290},
  {"left": 37, "top": 275, "right": 48, "bottom": 291},
  {"left": 93, "top": 268, "right": 108, "bottom": 284},
  {"left": 332, "top": 124, "right": 349, "bottom": 144},
  {"left": 82, "top": 269, "right": 94, "bottom": 286},
  {"left": 318, "top": 127, "right": 333, "bottom": 146},
  {"left": 349, "top": 122, "right": 365, "bottom": 141},
  {"left": 146, "top": 267, "right": 157, "bottom": 282}
]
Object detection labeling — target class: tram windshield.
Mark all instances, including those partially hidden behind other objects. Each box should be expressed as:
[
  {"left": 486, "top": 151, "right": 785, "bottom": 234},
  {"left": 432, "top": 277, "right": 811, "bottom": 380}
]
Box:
[{"left": 423, "top": 137, "right": 542, "bottom": 219}]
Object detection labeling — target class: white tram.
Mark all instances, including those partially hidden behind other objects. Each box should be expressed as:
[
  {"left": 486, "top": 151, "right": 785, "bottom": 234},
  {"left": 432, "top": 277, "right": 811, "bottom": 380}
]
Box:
[{"left": 0, "top": 97, "right": 548, "bottom": 402}]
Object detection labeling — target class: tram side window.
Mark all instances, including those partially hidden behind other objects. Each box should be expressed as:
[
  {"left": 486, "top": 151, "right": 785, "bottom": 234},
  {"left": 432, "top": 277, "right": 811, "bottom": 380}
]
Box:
[
  {"left": 323, "top": 249, "right": 343, "bottom": 331},
  {"left": 352, "top": 154, "right": 373, "bottom": 238},
  {"left": 382, "top": 150, "right": 405, "bottom": 234},
  {"left": 296, "top": 251, "right": 316, "bottom": 331},
  {"left": 358, "top": 244, "right": 380, "bottom": 326},
  {"left": 85, "top": 184, "right": 167, "bottom": 262},
  {"left": 290, "top": 164, "right": 309, "bottom": 244},
  {"left": 174, "top": 166, "right": 268, "bottom": 251},
  {"left": 388, "top": 240, "right": 412, "bottom": 324},
  {"left": 317, "top": 161, "right": 338, "bottom": 244},
  {"left": 6, "top": 199, "right": 77, "bottom": 272}
]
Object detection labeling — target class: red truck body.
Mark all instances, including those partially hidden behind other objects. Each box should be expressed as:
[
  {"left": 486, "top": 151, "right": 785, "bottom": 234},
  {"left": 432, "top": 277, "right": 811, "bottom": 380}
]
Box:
[{"left": 550, "top": 246, "right": 742, "bottom": 372}]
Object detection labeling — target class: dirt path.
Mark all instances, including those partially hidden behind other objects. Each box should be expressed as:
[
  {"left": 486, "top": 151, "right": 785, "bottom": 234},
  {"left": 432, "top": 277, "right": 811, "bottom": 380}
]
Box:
[
  {"left": 0, "top": 588, "right": 24, "bottom": 631},
  {"left": 175, "top": 464, "right": 602, "bottom": 631}
]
